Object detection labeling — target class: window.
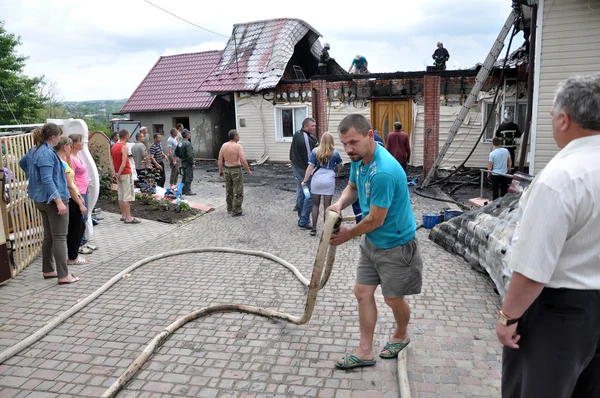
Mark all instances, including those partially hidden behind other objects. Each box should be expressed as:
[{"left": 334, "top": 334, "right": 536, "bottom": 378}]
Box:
[
  {"left": 482, "top": 101, "right": 527, "bottom": 142},
  {"left": 275, "top": 105, "right": 308, "bottom": 142},
  {"left": 153, "top": 124, "right": 164, "bottom": 135}
]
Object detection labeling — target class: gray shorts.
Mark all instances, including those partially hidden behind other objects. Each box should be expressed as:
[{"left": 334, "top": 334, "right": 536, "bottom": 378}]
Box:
[{"left": 357, "top": 236, "right": 423, "bottom": 298}]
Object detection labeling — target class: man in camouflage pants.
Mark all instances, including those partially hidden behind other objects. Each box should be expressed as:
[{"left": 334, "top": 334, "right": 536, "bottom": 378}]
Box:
[
  {"left": 178, "top": 129, "right": 196, "bottom": 196},
  {"left": 218, "top": 129, "right": 252, "bottom": 216}
]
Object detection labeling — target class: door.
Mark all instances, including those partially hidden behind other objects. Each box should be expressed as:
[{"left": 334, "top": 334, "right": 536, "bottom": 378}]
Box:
[{"left": 370, "top": 99, "right": 413, "bottom": 144}]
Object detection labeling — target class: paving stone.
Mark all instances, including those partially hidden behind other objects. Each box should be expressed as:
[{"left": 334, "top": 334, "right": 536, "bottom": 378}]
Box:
[{"left": 0, "top": 170, "right": 502, "bottom": 397}]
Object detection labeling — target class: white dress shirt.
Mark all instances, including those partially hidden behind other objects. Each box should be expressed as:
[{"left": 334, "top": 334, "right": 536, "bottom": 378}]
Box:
[{"left": 509, "top": 134, "right": 600, "bottom": 289}]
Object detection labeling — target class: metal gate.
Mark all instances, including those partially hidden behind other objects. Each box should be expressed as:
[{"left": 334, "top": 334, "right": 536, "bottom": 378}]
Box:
[{"left": 0, "top": 131, "right": 44, "bottom": 281}]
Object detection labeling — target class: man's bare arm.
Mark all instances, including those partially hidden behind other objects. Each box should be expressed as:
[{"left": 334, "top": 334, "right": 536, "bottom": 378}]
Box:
[
  {"left": 239, "top": 147, "right": 252, "bottom": 176},
  {"left": 217, "top": 148, "right": 224, "bottom": 175},
  {"left": 348, "top": 205, "right": 388, "bottom": 238}
]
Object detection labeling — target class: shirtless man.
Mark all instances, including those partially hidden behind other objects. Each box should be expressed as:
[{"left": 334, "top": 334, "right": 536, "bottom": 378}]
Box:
[{"left": 218, "top": 129, "right": 252, "bottom": 216}]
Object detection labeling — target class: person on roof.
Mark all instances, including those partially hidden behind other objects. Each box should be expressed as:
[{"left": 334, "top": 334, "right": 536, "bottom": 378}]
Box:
[
  {"left": 432, "top": 42, "right": 450, "bottom": 70},
  {"left": 319, "top": 43, "right": 331, "bottom": 75},
  {"left": 349, "top": 55, "right": 369, "bottom": 74}
]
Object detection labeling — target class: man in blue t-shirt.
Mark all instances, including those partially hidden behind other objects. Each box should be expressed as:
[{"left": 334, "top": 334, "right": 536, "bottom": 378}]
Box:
[
  {"left": 349, "top": 55, "right": 369, "bottom": 74},
  {"left": 488, "top": 137, "right": 512, "bottom": 200},
  {"left": 329, "top": 114, "right": 423, "bottom": 370}
]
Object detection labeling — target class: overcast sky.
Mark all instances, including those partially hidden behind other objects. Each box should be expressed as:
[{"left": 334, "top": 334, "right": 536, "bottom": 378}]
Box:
[{"left": 3, "top": 0, "right": 514, "bottom": 101}]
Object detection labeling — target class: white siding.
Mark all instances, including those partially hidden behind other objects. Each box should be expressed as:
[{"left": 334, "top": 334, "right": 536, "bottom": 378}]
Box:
[
  {"left": 411, "top": 106, "right": 491, "bottom": 169},
  {"left": 533, "top": 0, "right": 600, "bottom": 174},
  {"left": 236, "top": 94, "right": 312, "bottom": 162}
]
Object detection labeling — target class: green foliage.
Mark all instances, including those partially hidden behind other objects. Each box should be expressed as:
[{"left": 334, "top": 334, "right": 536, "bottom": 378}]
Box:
[
  {"left": 178, "top": 202, "right": 192, "bottom": 212},
  {"left": 0, "top": 21, "right": 46, "bottom": 125},
  {"left": 89, "top": 146, "right": 116, "bottom": 200}
]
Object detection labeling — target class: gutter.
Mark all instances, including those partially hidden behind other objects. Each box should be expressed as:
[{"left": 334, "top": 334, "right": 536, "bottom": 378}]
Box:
[{"left": 529, "top": 0, "right": 545, "bottom": 174}]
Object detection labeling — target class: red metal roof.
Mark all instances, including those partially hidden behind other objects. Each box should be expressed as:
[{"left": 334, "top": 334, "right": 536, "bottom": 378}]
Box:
[
  {"left": 121, "top": 50, "right": 222, "bottom": 113},
  {"left": 198, "top": 19, "right": 322, "bottom": 93}
]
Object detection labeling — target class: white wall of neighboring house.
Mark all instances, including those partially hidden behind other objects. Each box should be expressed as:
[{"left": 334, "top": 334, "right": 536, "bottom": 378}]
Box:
[
  {"left": 411, "top": 106, "right": 492, "bottom": 169},
  {"left": 531, "top": 0, "right": 600, "bottom": 174},
  {"left": 129, "top": 111, "right": 213, "bottom": 158},
  {"left": 235, "top": 94, "right": 495, "bottom": 168}
]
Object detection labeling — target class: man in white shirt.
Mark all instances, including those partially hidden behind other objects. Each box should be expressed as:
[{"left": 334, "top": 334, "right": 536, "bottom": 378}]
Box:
[
  {"left": 167, "top": 128, "right": 179, "bottom": 187},
  {"left": 497, "top": 73, "right": 600, "bottom": 398},
  {"left": 488, "top": 137, "right": 511, "bottom": 200}
]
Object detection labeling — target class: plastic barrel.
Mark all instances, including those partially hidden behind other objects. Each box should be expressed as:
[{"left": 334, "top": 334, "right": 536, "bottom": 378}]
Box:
[
  {"left": 444, "top": 210, "right": 463, "bottom": 221},
  {"left": 422, "top": 213, "right": 442, "bottom": 229}
]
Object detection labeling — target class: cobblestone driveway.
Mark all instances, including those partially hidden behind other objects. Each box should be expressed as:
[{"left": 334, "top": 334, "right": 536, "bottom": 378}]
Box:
[{"left": 0, "top": 167, "right": 502, "bottom": 397}]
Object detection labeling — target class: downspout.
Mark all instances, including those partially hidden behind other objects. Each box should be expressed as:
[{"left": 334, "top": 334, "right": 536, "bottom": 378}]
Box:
[
  {"left": 312, "top": 87, "right": 319, "bottom": 139},
  {"left": 519, "top": 3, "right": 539, "bottom": 173}
]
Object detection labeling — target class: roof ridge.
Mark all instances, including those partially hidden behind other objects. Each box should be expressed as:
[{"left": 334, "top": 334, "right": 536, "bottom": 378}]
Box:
[
  {"left": 158, "top": 49, "right": 223, "bottom": 59},
  {"left": 232, "top": 17, "right": 321, "bottom": 36}
]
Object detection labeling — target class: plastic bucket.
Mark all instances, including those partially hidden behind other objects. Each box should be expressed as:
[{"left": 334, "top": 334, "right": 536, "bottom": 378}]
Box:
[
  {"left": 444, "top": 210, "right": 463, "bottom": 221},
  {"left": 422, "top": 213, "right": 442, "bottom": 229}
]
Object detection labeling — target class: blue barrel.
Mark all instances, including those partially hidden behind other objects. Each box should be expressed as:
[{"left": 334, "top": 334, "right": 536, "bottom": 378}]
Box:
[
  {"left": 444, "top": 210, "right": 463, "bottom": 221},
  {"left": 422, "top": 213, "right": 442, "bottom": 229}
]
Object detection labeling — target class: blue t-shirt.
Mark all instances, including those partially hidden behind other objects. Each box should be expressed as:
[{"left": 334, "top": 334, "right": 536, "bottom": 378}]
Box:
[
  {"left": 308, "top": 149, "right": 343, "bottom": 170},
  {"left": 489, "top": 147, "right": 510, "bottom": 174},
  {"left": 350, "top": 145, "right": 415, "bottom": 248},
  {"left": 352, "top": 56, "right": 367, "bottom": 68}
]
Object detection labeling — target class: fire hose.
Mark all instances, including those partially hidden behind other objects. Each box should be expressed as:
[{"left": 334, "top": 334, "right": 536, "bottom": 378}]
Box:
[{"left": 0, "top": 211, "right": 411, "bottom": 398}]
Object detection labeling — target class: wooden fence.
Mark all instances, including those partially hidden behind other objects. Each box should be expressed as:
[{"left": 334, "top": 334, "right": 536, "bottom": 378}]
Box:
[{"left": 1, "top": 132, "right": 44, "bottom": 278}]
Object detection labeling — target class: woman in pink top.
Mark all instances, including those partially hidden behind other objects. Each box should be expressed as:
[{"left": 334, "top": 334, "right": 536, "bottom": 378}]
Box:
[{"left": 70, "top": 134, "right": 96, "bottom": 253}]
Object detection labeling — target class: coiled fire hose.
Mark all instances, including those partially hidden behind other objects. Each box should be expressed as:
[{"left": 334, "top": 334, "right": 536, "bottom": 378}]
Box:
[{"left": 0, "top": 210, "right": 411, "bottom": 398}]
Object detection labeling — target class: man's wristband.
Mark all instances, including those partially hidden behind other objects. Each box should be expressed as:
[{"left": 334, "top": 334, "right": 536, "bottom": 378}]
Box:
[{"left": 498, "top": 310, "right": 520, "bottom": 326}]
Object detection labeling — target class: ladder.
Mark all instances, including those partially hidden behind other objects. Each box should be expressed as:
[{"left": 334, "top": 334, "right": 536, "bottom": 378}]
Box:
[{"left": 422, "top": 9, "right": 518, "bottom": 187}]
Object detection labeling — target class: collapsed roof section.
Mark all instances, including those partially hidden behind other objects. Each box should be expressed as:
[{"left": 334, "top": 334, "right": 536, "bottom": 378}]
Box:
[{"left": 198, "top": 18, "right": 346, "bottom": 94}]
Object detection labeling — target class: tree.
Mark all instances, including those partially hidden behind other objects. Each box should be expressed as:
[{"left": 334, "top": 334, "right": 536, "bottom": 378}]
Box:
[
  {"left": 0, "top": 20, "right": 46, "bottom": 125},
  {"left": 38, "top": 79, "right": 68, "bottom": 119}
]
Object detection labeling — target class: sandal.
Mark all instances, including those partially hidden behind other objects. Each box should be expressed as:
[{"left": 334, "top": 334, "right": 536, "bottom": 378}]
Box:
[
  {"left": 58, "top": 274, "right": 80, "bottom": 285},
  {"left": 78, "top": 246, "right": 93, "bottom": 254},
  {"left": 84, "top": 243, "right": 98, "bottom": 251},
  {"left": 335, "top": 354, "right": 376, "bottom": 370},
  {"left": 379, "top": 339, "right": 410, "bottom": 359},
  {"left": 124, "top": 218, "right": 141, "bottom": 224},
  {"left": 68, "top": 257, "right": 88, "bottom": 265},
  {"left": 310, "top": 229, "right": 316, "bottom": 236},
  {"left": 43, "top": 273, "right": 58, "bottom": 279}
]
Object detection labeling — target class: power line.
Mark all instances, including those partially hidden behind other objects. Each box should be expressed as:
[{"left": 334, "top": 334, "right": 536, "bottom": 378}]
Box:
[
  {"left": 141, "top": 0, "right": 229, "bottom": 38},
  {"left": 0, "top": 86, "right": 20, "bottom": 125}
]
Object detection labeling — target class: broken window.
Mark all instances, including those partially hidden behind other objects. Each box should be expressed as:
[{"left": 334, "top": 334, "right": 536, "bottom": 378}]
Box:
[
  {"left": 482, "top": 101, "right": 527, "bottom": 142},
  {"left": 275, "top": 105, "right": 308, "bottom": 142}
]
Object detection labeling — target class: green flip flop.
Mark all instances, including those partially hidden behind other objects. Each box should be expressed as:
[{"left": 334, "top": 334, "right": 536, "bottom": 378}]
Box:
[
  {"left": 335, "top": 354, "right": 376, "bottom": 370},
  {"left": 379, "top": 339, "right": 410, "bottom": 359}
]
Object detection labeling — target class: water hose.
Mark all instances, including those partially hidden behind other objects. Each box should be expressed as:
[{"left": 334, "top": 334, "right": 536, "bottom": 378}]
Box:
[{"left": 0, "top": 211, "right": 411, "bottom": 398}]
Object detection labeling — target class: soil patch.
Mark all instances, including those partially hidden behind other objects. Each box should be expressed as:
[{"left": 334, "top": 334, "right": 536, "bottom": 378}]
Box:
[{"left": 96, "top": 195, "right": 200, "bottom": 224}]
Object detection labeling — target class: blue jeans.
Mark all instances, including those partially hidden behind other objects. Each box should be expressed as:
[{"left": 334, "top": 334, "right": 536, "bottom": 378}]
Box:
[
  {"left": 293, "top": 166, "right": 312, "bottom": 226},
  {"left": 80, "top": 192, "right": 88, "bottom": 245},
  {"left": 352, "top": 199, "right": 363, "bottom": 224}
]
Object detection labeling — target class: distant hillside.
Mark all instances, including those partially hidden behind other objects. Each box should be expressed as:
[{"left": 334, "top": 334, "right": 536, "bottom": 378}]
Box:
[{"left": 62, "top": 99, "right": 128, "bottom": 118}]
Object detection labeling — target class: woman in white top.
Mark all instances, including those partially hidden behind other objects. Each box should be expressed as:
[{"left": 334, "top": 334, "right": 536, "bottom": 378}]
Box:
[{"left": 301, "top": 132, "right": 343, "bottom": 236}]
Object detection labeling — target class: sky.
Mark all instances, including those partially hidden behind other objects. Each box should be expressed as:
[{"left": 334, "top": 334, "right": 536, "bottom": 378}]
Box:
[{"left": 3, "top": 0, "right": 514, "bottom": 101}]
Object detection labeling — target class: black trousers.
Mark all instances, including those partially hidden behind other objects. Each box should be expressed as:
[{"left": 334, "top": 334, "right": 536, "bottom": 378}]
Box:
[
  {"left": 182, "top": 162, "right": 194, "bottom": 194},
  {"left": 502, "top": 288, "right": 600, "bottom": 398},
  {"left": 491, "top": 175, "right": 508, "bottom": 200},
  {"left": 155, "top": 161, "right": 166, "bottom": 188},
  {"left": 67, "top": 199, "right": 83, "bottom": 260},
  {"left": 506, "top": 147, "right": 516, "bottom": 170}
]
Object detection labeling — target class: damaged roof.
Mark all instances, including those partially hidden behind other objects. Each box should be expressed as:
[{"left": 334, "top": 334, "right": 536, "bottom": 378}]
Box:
[
  {"left": 121, "top": 50, "right": 222, "bottom": 113},
  {"left": 197, "top": 18, "right": 325, "bottom": 93}
]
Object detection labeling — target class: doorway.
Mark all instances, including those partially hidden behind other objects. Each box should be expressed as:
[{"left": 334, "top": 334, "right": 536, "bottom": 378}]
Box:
[
  {"left": 172, "top": 117, "right": 190, "bottom": 130},
  {"left": 370, "top": 99, "right": 413, "bottom": 144}
]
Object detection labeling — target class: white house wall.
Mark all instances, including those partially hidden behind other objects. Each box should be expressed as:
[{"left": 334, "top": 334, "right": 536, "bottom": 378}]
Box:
[
  {"left": 411, "top": 106, "right": 491, "bottom": 169},
  {"left": 129, "top": 111, "right": 214, "bottom": 158},
  {"left": 236, "top": 97, "right": 492, "bottom": 169},
  {"left": 533, "top": 0, "right": 600, "bottom": 174}
]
